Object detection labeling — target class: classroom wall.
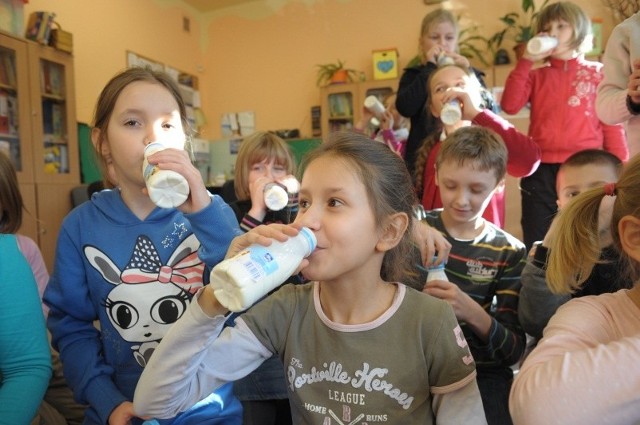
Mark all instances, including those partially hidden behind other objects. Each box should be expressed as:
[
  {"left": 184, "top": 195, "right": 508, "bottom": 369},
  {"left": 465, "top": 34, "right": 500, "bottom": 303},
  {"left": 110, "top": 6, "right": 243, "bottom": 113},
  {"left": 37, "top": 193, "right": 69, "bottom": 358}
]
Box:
[{"left": 23, "top": 0, "right": 616, "bottom": 139}]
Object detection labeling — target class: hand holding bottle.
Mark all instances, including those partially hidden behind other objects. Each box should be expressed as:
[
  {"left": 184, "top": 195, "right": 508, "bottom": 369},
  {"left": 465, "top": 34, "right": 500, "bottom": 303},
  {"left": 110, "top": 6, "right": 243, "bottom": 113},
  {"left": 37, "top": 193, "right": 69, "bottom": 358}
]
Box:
[{"left": 209, "top": 227, "right": 316, "bottom": 311}]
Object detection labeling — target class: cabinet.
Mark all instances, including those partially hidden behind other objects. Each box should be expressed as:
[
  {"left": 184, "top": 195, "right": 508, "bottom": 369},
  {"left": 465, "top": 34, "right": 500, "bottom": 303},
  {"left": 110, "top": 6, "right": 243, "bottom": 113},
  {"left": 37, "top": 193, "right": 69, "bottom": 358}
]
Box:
[
  {"left": 320, "top": 78, "right": 399, "bottom": 136},
  {"left": 0, "top": 31, "right": 79, "bottom": 271}
]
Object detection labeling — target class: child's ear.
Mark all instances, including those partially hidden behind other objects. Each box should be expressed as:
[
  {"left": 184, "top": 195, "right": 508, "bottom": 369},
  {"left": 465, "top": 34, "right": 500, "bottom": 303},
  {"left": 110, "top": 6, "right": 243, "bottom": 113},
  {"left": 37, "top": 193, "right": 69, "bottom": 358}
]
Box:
[
  {"left": 494, "top": 178, "right": 506, "bottom": 194},
  {"left": 618, "top": 215, "right": 640, "bottom": 264},
  {"left": 377, "top": 212, "right": 409, "bottom": 252},
  {"left": 91, "top": 127, "right": 102, "bottom": 150}
]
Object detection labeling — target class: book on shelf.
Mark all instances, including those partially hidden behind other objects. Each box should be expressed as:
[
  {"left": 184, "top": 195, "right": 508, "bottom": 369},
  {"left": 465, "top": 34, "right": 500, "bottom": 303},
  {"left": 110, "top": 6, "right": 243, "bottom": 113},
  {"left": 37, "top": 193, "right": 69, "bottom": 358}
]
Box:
[
  {"left": 328, "top": 93, "right": 353, "bottom": 118},
  {"left": 7, "top": 94, "right": 18, "bottom": 135},
  {"left": 26, "top": 12, "right": 56, "bottom": 45},
  {"left": 0, "top": 53, "right": 16, "bottom": 87},
  {"left": 41, "top": 61, "right": 64, "bottom": 96},
  {"left": 52, "top": 103, "right": 63, "bottom": 136},
  {"left": 0, "top": 92, "right": 8, "bottom": 134}
]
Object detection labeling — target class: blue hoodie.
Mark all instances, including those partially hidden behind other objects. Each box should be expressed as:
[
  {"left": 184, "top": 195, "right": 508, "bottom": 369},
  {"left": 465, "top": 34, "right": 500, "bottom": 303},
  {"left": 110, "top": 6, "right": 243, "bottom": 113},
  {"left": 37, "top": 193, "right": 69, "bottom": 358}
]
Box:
[{"left": 44, "top": 189, "right": 243, "bottom": 425}]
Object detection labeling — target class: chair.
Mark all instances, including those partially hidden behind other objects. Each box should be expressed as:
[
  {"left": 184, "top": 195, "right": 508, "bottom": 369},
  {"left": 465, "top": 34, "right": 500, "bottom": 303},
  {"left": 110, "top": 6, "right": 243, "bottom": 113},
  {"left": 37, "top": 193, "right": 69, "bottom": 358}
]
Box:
[
  {"left": 70, "top": 184, "right": 89, "bottom": 208},
  {"left": 220, "top": 179, "right": 237, "bottom": 204}
]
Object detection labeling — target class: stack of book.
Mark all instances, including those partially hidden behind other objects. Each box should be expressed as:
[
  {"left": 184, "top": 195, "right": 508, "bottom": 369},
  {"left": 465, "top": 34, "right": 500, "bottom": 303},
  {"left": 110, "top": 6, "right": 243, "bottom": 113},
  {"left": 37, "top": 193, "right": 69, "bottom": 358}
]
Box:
[{"left": 25, "top": 11, "right": 56, "bottom": 45}]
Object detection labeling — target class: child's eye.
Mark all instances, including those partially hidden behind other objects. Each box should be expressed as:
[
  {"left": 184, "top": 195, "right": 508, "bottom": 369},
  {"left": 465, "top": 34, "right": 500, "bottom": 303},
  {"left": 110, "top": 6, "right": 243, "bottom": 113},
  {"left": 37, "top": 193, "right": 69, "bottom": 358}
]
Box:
[
  {"left": 434, "top": 86, "right": 446, "bottom": 94},
  {"left": 299, "top": 199, "right": 310, "bottom": 209},
  {"left": 124, "top": 119, "right": 140, "bottom": 127},
  {"left": 567, "top": 191, "right": 580, "bottom": 198},
  {"left": 162, "top": 122, "right": 176, "bottom": 129},
  {"left": 274, "top": 165, "right": 286, "bottom": 172},
  {"left": 327, "top": 198, "right": 342, "bottom": 207},
  {"left": 446, "top": 35, "right": 455, "bottom": 41}
]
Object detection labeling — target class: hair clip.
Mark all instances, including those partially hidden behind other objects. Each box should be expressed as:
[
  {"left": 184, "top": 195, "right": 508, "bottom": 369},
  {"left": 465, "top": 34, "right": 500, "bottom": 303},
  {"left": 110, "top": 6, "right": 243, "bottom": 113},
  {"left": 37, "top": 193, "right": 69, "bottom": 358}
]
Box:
[{"left": 603, "top": 182, "right": 617, "bottom": 196}]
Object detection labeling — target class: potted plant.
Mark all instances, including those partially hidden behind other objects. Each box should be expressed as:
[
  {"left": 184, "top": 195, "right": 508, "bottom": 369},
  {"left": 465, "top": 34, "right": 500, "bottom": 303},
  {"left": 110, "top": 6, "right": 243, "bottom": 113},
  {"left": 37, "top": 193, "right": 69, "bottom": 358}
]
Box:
[
  {"left": 487, "top": 0, "right": 550, "bottom": 61},
  {"left": 315, "top": 60, "right": 361, "bottom": 87}
]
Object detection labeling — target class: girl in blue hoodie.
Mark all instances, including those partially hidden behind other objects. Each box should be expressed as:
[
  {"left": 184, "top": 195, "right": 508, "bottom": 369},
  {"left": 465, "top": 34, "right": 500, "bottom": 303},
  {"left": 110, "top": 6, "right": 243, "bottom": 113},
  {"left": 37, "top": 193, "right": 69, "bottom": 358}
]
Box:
[{"left": 43, "top": 67, "right": 243, "bottom": 425}]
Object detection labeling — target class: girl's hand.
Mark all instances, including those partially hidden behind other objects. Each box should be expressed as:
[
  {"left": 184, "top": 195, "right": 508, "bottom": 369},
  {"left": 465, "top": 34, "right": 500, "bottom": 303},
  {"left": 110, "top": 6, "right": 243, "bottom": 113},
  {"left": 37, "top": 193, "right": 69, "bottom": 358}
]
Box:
[
  {"left": 441, "top": 87, "right": 482, "bottom": 121},
  {"left": 355, "top": 107, "right": 375, "bottom": 131},
  {"left": 379, "top": 110, "right": 395, "bottom": 131},
  {"left": 225, "top": 224, "right": 301, "bottom": 259},
  {"left": 109, "top": 401, "right": 141, "bottom": 425},
  {"left": 425, "top": 45, "right": 444, "bottom": 65},
  {"left": 248, "top": 175, "right": 271, "bottom": 221},
  {"left": 628, "top": 59, "right": 640, "bottom": 104},
  {"left": 145, "top": 148, "right": 210, "bottom": 213},
  {"left": 522, "top": 32, "right": 553, "bottom": 63}
]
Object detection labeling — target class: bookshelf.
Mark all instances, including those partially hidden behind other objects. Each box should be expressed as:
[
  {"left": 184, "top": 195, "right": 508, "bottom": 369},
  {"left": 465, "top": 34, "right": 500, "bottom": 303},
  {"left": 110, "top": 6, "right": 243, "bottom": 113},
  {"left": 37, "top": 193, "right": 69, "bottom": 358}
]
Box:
[
  {"left": 29, "top": 41, "right": 78, "bottom": 183},
  {"left": 319, "top": 78, "right": 399, "bottom": 136},
  {"left": 0, "top": 30, "right": 79, "bottom": 271}
]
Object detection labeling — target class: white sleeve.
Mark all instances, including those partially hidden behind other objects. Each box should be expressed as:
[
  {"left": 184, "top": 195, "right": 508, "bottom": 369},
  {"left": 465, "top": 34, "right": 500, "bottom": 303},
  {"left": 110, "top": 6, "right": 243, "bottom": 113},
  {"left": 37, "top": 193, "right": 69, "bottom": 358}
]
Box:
[
  {"left": 509, "top": 297, "right": 640, "bottom": 425},
  {"left": 432, "top": 380, "right": 487, "bottom": 425},
  {"left": 133, "top": 290, "right": 272, "bottom": 419},
  {"left": 596, "top": 24, "right": 632, "bottom": 125}
]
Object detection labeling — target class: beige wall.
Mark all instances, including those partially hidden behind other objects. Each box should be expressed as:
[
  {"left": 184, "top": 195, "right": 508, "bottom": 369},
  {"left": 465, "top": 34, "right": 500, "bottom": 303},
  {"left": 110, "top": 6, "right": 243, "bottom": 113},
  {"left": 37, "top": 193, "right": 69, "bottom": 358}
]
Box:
[{"left": 24, "top": 0, "right": 616, "bottom": 138}]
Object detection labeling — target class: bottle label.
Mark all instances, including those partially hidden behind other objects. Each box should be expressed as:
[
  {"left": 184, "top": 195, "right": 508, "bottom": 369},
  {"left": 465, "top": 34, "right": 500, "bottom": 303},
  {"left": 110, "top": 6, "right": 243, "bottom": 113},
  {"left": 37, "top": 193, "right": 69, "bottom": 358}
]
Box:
[{"left": 238, "top": 246, "right": 279, "bottom": 281}]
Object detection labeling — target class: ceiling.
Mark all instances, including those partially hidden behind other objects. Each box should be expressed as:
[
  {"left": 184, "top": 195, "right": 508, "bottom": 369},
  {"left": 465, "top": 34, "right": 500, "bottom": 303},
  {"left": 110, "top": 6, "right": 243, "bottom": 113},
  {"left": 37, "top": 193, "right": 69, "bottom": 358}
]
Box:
[{"left": 181, "top": 0, "right": 260, "bottom": 13}]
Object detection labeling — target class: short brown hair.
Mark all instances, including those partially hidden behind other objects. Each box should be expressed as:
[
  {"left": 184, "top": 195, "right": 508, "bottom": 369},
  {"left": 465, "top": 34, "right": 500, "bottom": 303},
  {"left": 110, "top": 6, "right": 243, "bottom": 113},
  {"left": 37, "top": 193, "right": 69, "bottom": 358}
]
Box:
[{"left": 436, "top": 126, "right": 508, "bottom": 183}]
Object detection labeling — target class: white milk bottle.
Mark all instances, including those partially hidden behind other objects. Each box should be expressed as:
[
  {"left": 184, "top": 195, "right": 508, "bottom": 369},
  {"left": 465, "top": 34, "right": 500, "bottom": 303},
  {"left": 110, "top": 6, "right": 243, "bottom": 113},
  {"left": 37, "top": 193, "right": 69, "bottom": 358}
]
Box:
[
  {"left": 526, "top": 36, "right": 558, "bottom": 55},
  {"left": 441, "top": 100, "right": 462, "bottom": 126},
  {"left": 142, "top": 142, "right": 189, "bottom": 208},
  {"left": 426, "top": 259, "right": 449, "bottom": 282},
  {"left": 263, "top": 182, "right": 289, "bottom": 211},
  {"left": 363, "top": 95, "right": 386, "bottom": 119},
  {"left": 210, "top": 227, "right": 317, "bottom": 312}
]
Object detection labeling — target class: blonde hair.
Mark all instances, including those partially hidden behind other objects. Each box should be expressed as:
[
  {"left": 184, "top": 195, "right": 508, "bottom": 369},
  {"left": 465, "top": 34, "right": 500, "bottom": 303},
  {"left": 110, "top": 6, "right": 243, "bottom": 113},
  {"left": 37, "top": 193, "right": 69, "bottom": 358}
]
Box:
[
  {"left": 420, "top": 9, "right": 458, "bottom": 37},
  {"left": 547, "top": 154, "right": 640, "bottom": 294},
  {"left": 233, "top": 131, "right": 296, "bottom": 200},
  {"left": 536, "top": 1, "right": 593, "bottom": 54}
]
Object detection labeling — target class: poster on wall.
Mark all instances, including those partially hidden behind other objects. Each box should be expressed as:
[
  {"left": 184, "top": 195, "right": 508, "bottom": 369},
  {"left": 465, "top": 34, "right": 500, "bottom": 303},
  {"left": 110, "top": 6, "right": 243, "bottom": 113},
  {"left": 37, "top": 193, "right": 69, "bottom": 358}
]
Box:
[
  {"left": 126, "top": 51, "right": 164, "bottom": 72},
  {"left": 221, "top": 111, "right": 255, "bottom": 138}
]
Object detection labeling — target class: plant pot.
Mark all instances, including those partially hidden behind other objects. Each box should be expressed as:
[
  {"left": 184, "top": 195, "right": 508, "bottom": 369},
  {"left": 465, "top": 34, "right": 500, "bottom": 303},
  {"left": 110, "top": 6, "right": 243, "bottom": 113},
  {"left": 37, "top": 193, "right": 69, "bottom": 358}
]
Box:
[{"left": 330, "top": 69, "right": 349, "bottom": 84}]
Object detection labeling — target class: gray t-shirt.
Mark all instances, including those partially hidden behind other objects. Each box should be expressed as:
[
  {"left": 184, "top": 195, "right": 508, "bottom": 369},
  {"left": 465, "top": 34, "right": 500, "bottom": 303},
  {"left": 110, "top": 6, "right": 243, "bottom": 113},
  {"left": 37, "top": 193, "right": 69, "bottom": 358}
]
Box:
[{"left": 241, "top": 282, "right": 478, "bottom": 424}]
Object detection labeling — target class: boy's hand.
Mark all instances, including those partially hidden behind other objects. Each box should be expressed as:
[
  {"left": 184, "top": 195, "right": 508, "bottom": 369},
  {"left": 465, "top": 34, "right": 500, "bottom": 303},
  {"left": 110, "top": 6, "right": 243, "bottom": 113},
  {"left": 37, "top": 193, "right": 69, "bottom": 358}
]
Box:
[{"left": 412, "top": 220, "right": 451, "bottom": 267}]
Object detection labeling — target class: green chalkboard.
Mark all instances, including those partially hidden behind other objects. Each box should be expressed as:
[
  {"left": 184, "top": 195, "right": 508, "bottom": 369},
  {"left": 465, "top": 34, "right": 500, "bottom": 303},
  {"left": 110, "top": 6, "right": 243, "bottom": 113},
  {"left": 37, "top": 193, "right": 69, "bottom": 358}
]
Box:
[
  {"left": 286, "top": 138, "right": 322, "bottom": 168},
  {"left": 78, "top": 122, "right": 102, "bottom": 184}
]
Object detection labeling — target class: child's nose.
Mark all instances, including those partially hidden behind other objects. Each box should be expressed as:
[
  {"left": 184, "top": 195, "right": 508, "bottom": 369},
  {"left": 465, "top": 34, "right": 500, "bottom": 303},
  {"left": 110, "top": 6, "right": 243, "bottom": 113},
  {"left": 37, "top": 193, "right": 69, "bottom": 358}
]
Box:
[
  {"left": 294, "top": 207, "right": 320, "bottom": 231},
  {"left": 453, "top": 190, "right": 469, "bottom": 206}
]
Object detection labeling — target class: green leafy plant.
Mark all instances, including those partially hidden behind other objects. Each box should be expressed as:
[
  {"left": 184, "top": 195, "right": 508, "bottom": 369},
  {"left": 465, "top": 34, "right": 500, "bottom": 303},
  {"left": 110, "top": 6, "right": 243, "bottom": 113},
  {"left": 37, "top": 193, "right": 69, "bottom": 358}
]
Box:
[
  {"left": 487, "top": 0, "right": 551, "bottom": 56},
  {"left": 458, "top": 24, "right": 492, "bottom": 67},
  {"left": 315, "top": 60, "right": 361, "bottom": 87}
]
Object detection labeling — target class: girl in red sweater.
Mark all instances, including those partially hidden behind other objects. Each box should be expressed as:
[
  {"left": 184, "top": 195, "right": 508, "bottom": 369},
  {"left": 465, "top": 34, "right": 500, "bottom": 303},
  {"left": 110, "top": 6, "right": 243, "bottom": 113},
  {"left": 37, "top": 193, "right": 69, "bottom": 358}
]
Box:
[{"left": 500, "top": 1, "right": 628, "bottom": 248}]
